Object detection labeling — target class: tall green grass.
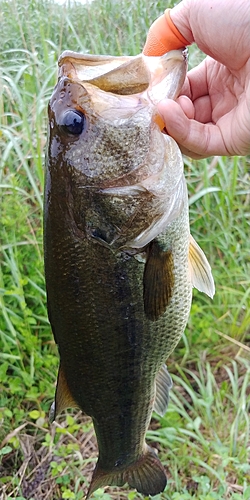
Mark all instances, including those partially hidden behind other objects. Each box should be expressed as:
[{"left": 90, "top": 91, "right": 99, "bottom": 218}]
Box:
[{"left": 0, "top": 0, "right": 249, "bottom": 499}]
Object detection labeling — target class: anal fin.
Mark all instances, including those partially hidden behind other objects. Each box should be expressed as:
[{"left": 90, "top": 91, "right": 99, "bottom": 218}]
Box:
[
  {"left": 154, "top": 364, "right": 173, "bottom": 417},
  {"left": 49, "top": 363, "right": 79, "bottom": 422},
  {"left": 143, "top": 240, "right": 174, "bottom": 321},
  {"left": 189, "top": 234, "right": 215, "bottom": 298}
]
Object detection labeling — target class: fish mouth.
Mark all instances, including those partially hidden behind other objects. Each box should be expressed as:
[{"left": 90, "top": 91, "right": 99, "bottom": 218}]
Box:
[
  {"left": 58, "top": 49, "right": 187, "bottom": 101},
  {"left": 58, "top": 52, "right": 151, "bottom": 95},
  {"left": 53, "top": 49, "right": 187, "bottom": 140}
]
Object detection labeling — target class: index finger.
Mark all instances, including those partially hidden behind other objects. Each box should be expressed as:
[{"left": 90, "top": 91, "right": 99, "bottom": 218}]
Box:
[{"left": 181, "top": 58, "right": 209, "bottom": 101}]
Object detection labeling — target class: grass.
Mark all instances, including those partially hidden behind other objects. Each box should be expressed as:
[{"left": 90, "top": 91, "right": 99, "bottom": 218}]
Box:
[{"left": 0, "top": 0, "right": 249, "bottom": 499}]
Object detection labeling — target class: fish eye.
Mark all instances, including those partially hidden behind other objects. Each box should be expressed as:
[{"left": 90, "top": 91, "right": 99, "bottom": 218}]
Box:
[{"left": 59, "top": 110, "right": 86, "bottom": 136}]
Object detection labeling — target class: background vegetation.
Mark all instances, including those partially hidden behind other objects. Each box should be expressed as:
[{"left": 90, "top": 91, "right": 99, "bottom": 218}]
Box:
[{"left": 0, "top": 0, "right": 249, "bottom": 499}]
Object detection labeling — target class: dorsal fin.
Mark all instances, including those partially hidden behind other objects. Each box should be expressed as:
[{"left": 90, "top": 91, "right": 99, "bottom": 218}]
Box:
[
  {"left": 143, "top": 240, "right": 174, "bottom": 321},
  {"left": 49, "top": 363, "right": 79, "bottom": 422},
  {"left": 189, "top": 234, "right": 215, "bottom": 298},
  {"left": 154, "top": 364, "right": 173, "bottom": 417}
]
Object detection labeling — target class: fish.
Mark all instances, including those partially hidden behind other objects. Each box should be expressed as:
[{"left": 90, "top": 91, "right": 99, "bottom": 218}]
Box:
[{"left": 44, "top": 49, "right": 215, "bottom": 498}]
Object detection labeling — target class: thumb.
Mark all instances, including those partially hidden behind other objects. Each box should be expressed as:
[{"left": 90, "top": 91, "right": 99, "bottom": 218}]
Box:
[
  {"left": 158, "top": 98, "right": 193, "bottom": 146},
  {"left": 143, "top": 9, "right": 191, "bottom": 56}
]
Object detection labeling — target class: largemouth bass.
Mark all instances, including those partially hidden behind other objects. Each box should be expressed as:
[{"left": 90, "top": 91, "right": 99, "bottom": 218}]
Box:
[{"left": 44, "top": 49, "right": 214, "bottom": 498}]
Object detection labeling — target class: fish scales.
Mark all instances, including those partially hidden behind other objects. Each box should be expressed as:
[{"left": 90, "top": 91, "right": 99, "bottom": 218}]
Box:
[
  {"left": 45, "top": 49, "right": 214, "bottom": 498},
  {"left": 45, "top": 208, "right": 190, "bottom": 432}
]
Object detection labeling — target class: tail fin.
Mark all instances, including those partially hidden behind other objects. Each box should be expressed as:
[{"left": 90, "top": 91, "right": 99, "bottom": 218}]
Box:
[
  {"left": 127, "top": 445, "right": 167, "bottom": 496},
  {"left": 86, "top": 445, "right": 167, "bottom": 498}
]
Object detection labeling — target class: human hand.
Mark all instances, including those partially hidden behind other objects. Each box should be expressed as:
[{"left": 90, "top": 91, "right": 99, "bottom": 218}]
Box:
[{"left": 143, "top": 0, "right": 250, "bottom": 158}]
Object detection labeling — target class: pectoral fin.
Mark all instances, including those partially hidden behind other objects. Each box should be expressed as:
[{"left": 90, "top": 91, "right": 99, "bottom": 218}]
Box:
[
  {"left": 189, "top": 234, "right": 215, "bottom": 298},
  {"left": 143, "top": 240, "right": 174, "bottom": 321},
  {"left": 49, "top": 363, "right": 79, "bottom": 422},
  {"left": 153, "top": 364, "right": 173, "bottom": 417}
]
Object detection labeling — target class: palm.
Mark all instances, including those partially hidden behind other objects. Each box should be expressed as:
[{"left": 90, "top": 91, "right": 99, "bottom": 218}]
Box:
[{"left": 177, "top": 56, "right": 250, "bottom": 157}]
